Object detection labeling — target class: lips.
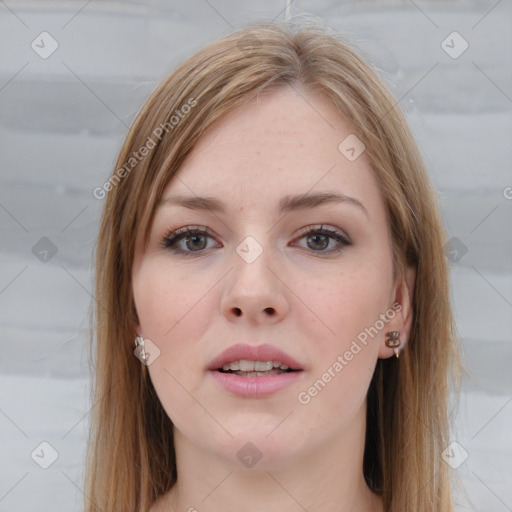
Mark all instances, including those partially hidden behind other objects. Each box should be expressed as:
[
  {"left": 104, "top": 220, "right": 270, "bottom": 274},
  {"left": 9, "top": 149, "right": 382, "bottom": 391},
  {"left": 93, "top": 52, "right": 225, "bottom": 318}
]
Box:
[
  {"left": 208, "top": 343, "right": 305, "bottom": 398},
  {"left": 207, "top": 343, "right": 303, "bottom": 372}
]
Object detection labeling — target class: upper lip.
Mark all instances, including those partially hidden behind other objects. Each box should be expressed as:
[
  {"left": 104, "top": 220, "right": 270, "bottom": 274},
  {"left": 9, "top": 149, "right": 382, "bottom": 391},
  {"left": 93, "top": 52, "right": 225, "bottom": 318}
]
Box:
[{"left": 208, "top": 343, "right": 303, "bottom": 371}]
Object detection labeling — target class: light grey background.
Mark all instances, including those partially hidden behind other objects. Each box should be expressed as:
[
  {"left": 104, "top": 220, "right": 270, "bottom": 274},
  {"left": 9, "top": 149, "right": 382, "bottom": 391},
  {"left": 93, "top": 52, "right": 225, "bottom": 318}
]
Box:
[{"left": 0, "top": 0, "right": 511, "bottom": 510}]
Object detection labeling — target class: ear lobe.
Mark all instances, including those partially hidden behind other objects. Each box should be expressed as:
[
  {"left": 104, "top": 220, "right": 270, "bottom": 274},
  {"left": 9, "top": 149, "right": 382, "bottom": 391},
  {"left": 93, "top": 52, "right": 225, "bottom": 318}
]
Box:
[{"left": 378, "top": 264, "right": 416, "bottom": 359}]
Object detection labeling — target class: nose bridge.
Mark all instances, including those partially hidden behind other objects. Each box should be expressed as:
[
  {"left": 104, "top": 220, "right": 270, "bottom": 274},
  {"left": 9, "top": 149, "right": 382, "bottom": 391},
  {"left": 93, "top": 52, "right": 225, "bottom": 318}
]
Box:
[
  {"left": 235, "top": 233, "right": 267, "bottom": 266},
  {"left": 220, "top": 230, "right": 288, "bottom": 322},
  {"left": 231, "top": 232, "right": 276, "bottom": 291}
]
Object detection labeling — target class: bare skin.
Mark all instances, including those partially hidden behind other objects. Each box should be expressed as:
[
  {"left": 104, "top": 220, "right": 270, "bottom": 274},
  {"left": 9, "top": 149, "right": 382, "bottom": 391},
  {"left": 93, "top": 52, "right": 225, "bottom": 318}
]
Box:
[{"left": 133, "top": 85, "right": 415, "bottom": 512}]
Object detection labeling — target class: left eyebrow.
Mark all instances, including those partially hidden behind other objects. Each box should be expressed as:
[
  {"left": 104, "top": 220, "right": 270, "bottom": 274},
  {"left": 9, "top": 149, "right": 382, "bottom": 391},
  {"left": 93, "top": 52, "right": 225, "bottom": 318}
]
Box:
[{"left": 158, "top": 191, "right": 369, "bottom": 219}]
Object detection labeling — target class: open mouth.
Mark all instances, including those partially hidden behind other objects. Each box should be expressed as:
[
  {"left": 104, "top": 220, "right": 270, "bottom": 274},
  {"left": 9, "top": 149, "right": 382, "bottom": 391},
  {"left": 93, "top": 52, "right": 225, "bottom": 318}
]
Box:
[
  {"left": 210, "top": 354, "right": 304, "bottom": 397},
  {"left": 216, "top": 360, "right": 301, "bottom": 377},
  {"left": 218, "top": 368, "right": 299, "bottom": 377}
]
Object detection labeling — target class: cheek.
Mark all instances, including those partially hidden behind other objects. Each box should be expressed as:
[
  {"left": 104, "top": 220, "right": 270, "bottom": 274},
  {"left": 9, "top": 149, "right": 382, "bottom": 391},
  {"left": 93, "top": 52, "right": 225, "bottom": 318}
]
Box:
[
  {"left": 295, "top": 257, "right": 392, "bottom": 405},
  {"left": 133, "top": 259, "right": 212, "bottom": 428},
  {"left": 301, "top": 259, "right": 392, "bottom": 347},
  {"left": 294, "top": 275, "right": 383, "bottom": 422},
  {"left": 133, "top": 257, "right": 212, "bottom": 340},
  {"left": 133, "top": 257, "right": 215, "bottom": 400}
]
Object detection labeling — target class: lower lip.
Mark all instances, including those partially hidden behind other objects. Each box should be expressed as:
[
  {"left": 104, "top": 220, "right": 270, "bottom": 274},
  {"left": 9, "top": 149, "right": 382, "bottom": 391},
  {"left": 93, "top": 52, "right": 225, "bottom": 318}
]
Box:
[{"left": 209, "top": 370, "right": 304, "bottom": 398}]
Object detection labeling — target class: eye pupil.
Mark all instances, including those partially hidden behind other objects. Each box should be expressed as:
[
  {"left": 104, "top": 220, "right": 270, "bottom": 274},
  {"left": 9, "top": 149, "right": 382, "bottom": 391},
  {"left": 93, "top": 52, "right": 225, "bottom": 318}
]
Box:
[
  {"left": 308, "top": 234, "right": 328, "bottom": 250},
  {"left": 187, "top": 234, "right": 207, "bottom": 250}
]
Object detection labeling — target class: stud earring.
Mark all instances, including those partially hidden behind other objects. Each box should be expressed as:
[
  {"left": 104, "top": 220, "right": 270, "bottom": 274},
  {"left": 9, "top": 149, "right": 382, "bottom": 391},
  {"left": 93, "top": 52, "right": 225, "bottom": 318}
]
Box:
[
  {"left": 385, "top": 331, "right": 401, "bottom": 358},
  {"left": 134, "top": 335, "right": 147, "bottom": 363}
]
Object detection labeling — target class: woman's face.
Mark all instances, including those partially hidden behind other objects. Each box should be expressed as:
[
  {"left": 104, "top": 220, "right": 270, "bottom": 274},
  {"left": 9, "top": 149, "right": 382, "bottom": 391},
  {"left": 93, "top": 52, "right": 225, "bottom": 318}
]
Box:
[{"left": 132, "top": 86, "right": 408, "bottom": 468}]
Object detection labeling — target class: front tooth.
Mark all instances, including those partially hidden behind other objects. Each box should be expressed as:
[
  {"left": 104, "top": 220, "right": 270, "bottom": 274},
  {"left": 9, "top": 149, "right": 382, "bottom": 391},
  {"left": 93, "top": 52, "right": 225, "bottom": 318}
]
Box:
[
  {"left": 239, "top": 359, "right": 256, "bottom": 371},
  {"left": 254, "top": 361, "right": 273, "bottom": 371}
]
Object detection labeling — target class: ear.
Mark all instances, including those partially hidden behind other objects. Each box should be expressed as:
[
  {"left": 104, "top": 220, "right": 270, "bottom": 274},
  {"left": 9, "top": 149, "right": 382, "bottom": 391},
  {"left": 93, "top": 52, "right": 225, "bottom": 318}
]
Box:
[
  {"left": 132, "top": 320, "right": 143, "bottom": 341},
  {"left": 131, "top": 298, "right": 143, "bottom": 338},
  {"left": 134, "top": 323, "right": 143, "bottom": 339},
  {"left": 378, "top": 264, "right": 416, "bottom": 359}
]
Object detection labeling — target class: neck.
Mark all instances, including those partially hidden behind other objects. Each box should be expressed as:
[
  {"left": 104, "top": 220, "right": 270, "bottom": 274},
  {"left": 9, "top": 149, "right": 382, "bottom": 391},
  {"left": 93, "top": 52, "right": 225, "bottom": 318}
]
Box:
[{"left": 156, "top": 404, "right": 382, "bottom": 512}]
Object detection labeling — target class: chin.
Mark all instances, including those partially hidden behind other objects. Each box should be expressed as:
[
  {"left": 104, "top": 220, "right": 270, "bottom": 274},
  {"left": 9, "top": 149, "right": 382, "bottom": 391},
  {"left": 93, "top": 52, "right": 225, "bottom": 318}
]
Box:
[{"left": 208, "top": 425, "right": 309, "bottom": 470}]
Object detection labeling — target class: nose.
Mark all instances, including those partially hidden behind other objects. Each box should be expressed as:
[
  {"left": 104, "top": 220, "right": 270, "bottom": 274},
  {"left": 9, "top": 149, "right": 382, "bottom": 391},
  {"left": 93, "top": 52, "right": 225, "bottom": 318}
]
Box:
[{"left": 220, "top": 237, "right": 289, "bottom": 326}]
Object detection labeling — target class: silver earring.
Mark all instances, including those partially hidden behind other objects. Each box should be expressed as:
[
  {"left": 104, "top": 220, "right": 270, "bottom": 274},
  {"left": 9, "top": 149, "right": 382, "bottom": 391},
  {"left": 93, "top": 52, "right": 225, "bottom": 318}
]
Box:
[
  {"left": 135, "top": 335, "right": 147, "bottom": 363},
  {"left": 385, "top": 331, "right": 401, "bottom": 359}
]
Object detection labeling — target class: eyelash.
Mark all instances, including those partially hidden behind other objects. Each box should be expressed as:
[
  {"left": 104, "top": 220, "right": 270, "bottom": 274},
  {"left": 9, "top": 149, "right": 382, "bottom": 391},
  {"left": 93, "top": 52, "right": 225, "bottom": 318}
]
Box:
[{"left": 160, "top": 224, "right": 352, "bottom": 257}]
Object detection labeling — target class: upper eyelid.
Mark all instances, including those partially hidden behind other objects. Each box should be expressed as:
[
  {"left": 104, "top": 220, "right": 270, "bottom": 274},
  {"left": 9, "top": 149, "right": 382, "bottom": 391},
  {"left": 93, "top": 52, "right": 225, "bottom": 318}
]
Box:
[
  {"left": 163, "top": 225, "right": 214, "bottom": 241},
  {"left": 296, "top": 224, "right": 350, "bottom": 238}
]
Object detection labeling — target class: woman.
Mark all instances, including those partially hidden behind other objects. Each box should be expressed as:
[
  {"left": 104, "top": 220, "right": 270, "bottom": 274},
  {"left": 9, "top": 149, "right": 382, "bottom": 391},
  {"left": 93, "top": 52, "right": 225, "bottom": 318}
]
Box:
[{"left": 85, "top": 21, "right": 461, "bottom": 512}]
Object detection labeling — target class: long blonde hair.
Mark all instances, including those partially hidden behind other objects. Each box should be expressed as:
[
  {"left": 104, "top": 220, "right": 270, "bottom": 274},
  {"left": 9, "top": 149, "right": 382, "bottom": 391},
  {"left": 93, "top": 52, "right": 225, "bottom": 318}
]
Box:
[{"left": 86, "top": 21, "right": 461, "bottom": 512}]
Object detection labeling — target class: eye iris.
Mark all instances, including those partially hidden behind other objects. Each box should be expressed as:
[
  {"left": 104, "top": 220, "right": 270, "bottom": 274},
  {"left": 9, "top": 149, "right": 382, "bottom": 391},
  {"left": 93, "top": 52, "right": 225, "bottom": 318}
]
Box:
[
  {"left": 308, "top": 233, "right": 328, "bottom": 250},
  {"left": 186, "top": 234, "right": 207, "bottom": 251}
]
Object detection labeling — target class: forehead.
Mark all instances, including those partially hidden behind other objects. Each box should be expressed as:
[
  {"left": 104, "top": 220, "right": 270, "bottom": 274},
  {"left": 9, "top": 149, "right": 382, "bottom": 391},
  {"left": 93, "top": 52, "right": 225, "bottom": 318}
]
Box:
[{"left": 161, "top": 86, "right": 384, "bottom": 218}]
